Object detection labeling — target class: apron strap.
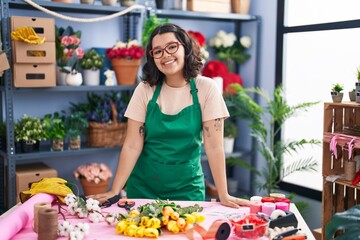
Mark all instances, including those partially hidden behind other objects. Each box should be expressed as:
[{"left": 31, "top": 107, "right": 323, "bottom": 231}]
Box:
[
  {"left": 190, "top": 78, "right": 199, "bottom": 105},
  {"left": 150, "top": 81, "right": 163, "bottom": 103}
]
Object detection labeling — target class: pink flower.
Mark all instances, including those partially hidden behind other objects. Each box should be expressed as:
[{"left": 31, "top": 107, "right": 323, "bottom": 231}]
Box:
[{"left": 74, "top": 163, "right": 113, "bottom": 183}]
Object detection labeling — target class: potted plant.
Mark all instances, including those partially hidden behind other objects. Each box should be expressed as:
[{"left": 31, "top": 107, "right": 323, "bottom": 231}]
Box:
[
  {"left": 331, "top": 83, "right": 344, "bottom": 103},
  {"left": 14, "top": 114, "right": 46, "bottom": 153},
  {"left": 63, "top": 111, "right": 88, "bottom": 150},
  {"left": 224, "top": 119, "right": 237, "bottom": 154},
  {"left": 80, "top": 49, "right": 104, "bottom": 86},
  {"left": 120, "top": 0, "right": 135, "bottom": 7},
  {"left": 74, "top": 162, "right": 113, "bottom": 195},
  {"left": 357, "top": 66, "right": 360, "bottom": 81},
  {"left": 42, "top": 112, "right": 67, "bottom": 151},
  {"left": 349, "top": 88, "right": 356, "bottom": 102},
  {"left": 106, "top": 39, "right": 145, "bottom": 85}
]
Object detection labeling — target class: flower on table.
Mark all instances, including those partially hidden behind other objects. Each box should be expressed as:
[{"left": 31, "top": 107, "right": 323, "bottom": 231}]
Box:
[
  {"left": 188, "top": 30, "right": 210, "bottom": 62},
  {"left": 73, "top": 162, "right": 112, "bottom": 184},
  {"left": 106, "top": 39, "right": 145, "bottom": 60},
  {"left": 55, "top": 26, "right": 84, "bottom": 71},
  {"left": 209, "top": 30, "right": 251, "bottom": 71}
]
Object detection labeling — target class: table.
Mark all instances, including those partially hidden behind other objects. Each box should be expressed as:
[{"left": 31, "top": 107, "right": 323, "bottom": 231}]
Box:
[{"left": 0, "top": 194, "right": 315, "bottom": 240}]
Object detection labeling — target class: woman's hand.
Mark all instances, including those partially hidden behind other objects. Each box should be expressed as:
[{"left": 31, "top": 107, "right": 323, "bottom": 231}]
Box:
[
  {"left": 87, "top": 190, "right": 118, "bottom": 204},
  {"left": 219, "top": 193, "right": 251, "bottom": 208}
]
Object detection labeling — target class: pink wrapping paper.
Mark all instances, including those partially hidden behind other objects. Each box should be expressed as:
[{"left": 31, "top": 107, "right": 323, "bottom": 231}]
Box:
[
  {"left": 7, "top": 198, "right": 265, "bottom": 240},
  {"left": 0, "top": 193, "right": 55, "bottom": 240}
]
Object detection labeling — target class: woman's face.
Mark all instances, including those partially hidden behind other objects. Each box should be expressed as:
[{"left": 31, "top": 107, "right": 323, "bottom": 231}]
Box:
[{"left": 151, "top": 32, "right": 185, "bottom": 78}]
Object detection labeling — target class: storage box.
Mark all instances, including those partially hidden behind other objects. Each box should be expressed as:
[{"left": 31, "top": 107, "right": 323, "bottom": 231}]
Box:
[
  {"left": 12, "top": 42, "right": 56, "bottom": 64},
  {"left": 13, "top": 63, "right": 56, "bottom": 87},
  {"left": 16, "top": 162, "right": 58, "bottom": 203},
  {"left": 11, "top": 16, "right": 55, "bottom": 42},
  {"left": 187, "top": 0, "right": 231, "bottom": 13},
  {"left": 0, "top": 52, "right": 10, "bottom": 72}
]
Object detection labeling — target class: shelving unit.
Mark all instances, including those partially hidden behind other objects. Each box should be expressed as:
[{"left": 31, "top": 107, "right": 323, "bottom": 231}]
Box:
[
  {"left": 0, "top": 0, "right": 261, "bottom": 212},
  {"left": 322, "top": 102, "right": 360, "bottom": 240}
]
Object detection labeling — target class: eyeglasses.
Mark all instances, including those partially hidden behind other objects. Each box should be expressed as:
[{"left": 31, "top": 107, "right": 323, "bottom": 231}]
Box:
[{"left": 149, "top": 42, "right": 182, "bottom": 59}]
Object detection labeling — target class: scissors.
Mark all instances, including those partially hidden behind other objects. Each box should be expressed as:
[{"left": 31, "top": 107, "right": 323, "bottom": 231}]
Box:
[
  {"left": 100, "top": 194, "right": 121, "bottom": 208},
  {"left": 117, "top": 199, "right": 135, "bottom": 211}
]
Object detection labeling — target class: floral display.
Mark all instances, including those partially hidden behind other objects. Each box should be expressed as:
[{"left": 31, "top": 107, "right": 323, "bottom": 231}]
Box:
[
  {"left": 209, "top": 30, "right": 251, "bottom": 71},
  {"left": 55, "top": 26, "right": 84, "bottom": 69},
  {"left": 106, "top": 39, "right": 145, "bottom": 60},
  {"left": 188, "top": 30, "right": 209, "bottom": 62},
  {"left": 14, "top": 114, "right": 46, "bottom": 143},
  {"left": 74, "top": 162, "right": 112, "bottom": 184},
  {"left": 202, "top": 60, "right": 243, "bottom": 91},
  {"left": 104, "top": 199, "right": 205, "bottom": 238}
]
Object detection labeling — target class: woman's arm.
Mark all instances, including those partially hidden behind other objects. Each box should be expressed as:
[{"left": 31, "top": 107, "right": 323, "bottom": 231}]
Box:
[
  {"left": 89, "top": 118, "right": 145, "bottom": 202},
  {"left": 203, "top": 118, "right": 250, "bottom": 208}
]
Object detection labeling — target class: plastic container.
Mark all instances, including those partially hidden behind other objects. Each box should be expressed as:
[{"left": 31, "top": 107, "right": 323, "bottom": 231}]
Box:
[{"left": 228, "top": 213, "right": 269, "bottom": 239}]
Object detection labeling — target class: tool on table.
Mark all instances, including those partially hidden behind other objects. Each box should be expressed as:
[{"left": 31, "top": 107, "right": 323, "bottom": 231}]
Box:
[
  {"left": 282, "top": 236, "right": 307, "bottom": 240},
  {"left": 100, "top": 194, "right": 121, "bottom": 208},
  {"left": 117, "top": 199, "right": 135, "bottom": 211},
  {"left": 273, "top": 228, "right": 302, "bottom": 240}
]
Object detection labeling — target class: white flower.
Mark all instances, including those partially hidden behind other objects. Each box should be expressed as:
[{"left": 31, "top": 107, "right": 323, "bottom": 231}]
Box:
[
  {"left": 88, "top": 211, "right": 103, "bottom": 223},
  {"left": 67, "top": 203, "right": 77, "bottom": 215},
  {"left": 75, "top": 207, "right": 88, "bottom": 218},
  {"left": 240, "top": 36, "right": 252, "bottom": 48},
  {"left": 65, "top": 194, "right": 77, "bottom": 205},
  {"left": 70, "top": 230, "right": 84, "bottom": 240},
  {"left": 74, "top": 222, "right": 90, "bottom": 236},
  {"left": 86, "top": 198, "right": 100, "bottom": 211},
  {"left": 58, "top": 221, "right": 74, "bottom": 237},
  {"left": 127, "top": 39, "right": 140, "bottom": 47},
  {"left": 114, "top": 41, "right": 127, "bottom": 49},
  {"left": 105, "top": 213, "right": 117, "bottom": 225}
]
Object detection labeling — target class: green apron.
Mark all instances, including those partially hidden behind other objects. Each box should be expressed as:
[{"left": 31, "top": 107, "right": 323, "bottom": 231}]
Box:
[{"left": 127, "top": 79, "right": 205, "bottom": 201}]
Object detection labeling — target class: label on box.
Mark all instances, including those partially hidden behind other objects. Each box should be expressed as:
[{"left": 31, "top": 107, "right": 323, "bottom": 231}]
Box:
[{"left": 0, "top": 52, "right": 10, "bottom": 72}]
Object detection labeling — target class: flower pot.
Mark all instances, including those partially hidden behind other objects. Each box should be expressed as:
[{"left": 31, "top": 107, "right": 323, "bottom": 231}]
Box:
[
  {"left": 52, "top": 0, "right": 73, "bottom": 3},
  {"left": 83, "top": 69, "right": 100, "bottom": 86},
  {"left": 66, "top": 72, "right": 83, "bottom": 86},
  {"left": 111, "top": 58, "right": 141, "bottom": 85},
  {"left": 349, "top": 91, "right": 356, "bottom": 102},
  {"left": 69, "top": 135, "right": 81, "bottom": 150},
  {"left": 19, "top": 140, "right": 40, "bottom": 153},
  {"left": 224, "top": 137, "right": 235, "bottom": 154},
  {"left": 56, "top": 66, "right": 71, "bottom": 86},
  {"left": 120, "top": 0, "right": 135, "bottom": 7},
  {"left": 80, "top": 178, "right": 111, "bottom": 196},
  {"left": 231, "top": 0, "right": 251, "bottom": 14},
  {"left": 102, "top": 0, "right": 117, "bottom": 6},
  {"left": 51, "top": 139, "right": 64, "bottom": 151},
  {"left": 331, "top": 91, "right": 343, "bottom": 103},
  {"left": 80, "top": 0, "right": 94, "bottom": 4}
]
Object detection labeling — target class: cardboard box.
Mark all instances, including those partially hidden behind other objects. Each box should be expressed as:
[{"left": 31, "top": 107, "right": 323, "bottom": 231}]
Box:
[
  {"left": 11, "top": 16, "right": 55, "bottom": 42},
  {"left": 13, "top": 63, "right": 56, "bottom": 87},
  {"left": 187, "top": 0, "right": 231, "bottom": 13},
  {"left": 0, "top": 52, "right": 10, "bottom": 72},
  {"left": 16, "top": 162, "right": 57, "bottom": 203},
  {"left": 12, "top": 42, "right": 55, "bottom": 64}
]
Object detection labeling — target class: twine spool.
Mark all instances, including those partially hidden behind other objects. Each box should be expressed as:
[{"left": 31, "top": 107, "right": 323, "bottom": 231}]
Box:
[
  {"left": 344, "top": 160, "right": 356, "bottom": 181},
  {"left": 37, "top": 208, "right": 58, "bottom": 240},
  {"left": 33, "top": 202, "right": 51, "bottom": 233}
]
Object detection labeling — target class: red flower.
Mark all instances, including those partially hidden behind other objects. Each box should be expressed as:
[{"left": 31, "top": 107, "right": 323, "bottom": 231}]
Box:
[
  {"left": 188, "top": 31, "right": 206, "bottom": 47},
  {"left": 106, "top": 40, "right": 145, "bottom": 60},
  {"left": 202, "top": 60, "right": 243, "bottom": 91}
]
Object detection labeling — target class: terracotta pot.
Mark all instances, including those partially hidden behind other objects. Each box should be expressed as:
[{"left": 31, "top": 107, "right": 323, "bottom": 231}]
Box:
[
  {"left": 52, "top": 0, "right": 73, "bottom": 3},
  {"left": 69, "top": 135, "right": 81, "bottom": 150},
  {"left": 80, "top": 178, "right": 111, "bottom": 196},
  {"left": 52, "top": 139, "right": 64, "bottom": 151},
  {"left": 231, "top": 0, "right": 251, "bottom": 14},
  {"left": 111, "top": 58, "right": 141, "bottom": 85}
]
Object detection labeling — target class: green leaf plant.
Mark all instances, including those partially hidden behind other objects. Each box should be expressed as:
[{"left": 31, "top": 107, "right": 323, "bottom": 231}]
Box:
[
  {"left": 43, "top": 112, "right": 67, "bottom": 141},
  {"left": 223, "top": 83, "right": 321, "bottom": 195}
]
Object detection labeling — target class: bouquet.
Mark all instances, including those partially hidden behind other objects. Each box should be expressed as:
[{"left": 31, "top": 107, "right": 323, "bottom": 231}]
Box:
[{"left": 74, "top": 162, "right": 112, "bottom": 184}]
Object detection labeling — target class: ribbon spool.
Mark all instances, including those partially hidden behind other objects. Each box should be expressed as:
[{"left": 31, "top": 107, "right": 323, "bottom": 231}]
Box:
[
  {"left": 37, "top": 208, "right": 58, "bottom": 240},
  {"left": 345, "top": 160, "right": 356, "bottom": 181},
  {"left": 186, "top": 220, "right": 231, "bottom": 240},
  {"left": 33, "top": 202, "right": 51, "bottom": 233}
]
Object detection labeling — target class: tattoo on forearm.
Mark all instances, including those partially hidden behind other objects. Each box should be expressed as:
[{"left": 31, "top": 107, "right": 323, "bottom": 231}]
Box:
[
  {"left": 214, "top": 118, "right": 222, "bottom": 132},
  {"left": 139, "top": 125, "right": 145, "bottom": 137},
  {"left": 204, "top": 126, "right": 210, "bottom": 137}
]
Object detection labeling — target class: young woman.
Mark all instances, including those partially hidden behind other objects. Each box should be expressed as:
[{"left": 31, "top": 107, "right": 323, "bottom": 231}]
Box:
[{"left": 91, "top": 23, "right": 250, "bottom": 208}]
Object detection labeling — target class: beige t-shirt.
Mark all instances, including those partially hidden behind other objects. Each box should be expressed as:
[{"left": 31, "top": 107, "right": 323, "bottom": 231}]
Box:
[{"left": 124, "top": 75, "right": 229, "bottom": 122}]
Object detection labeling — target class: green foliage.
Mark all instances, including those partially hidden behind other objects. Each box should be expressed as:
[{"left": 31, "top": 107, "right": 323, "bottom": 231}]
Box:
[
  {"left": 224, "top": 119, "right": 238, "bottom": 138},
  {"left": 80, "top": 49, "right": 104, "bottom": 70},
  {"left": 142, "top": 15, "right": 169, "bottom": 47},
  {"left": 224, "top": 83, "right": 320, "bottom": 195},
  {"left": 14, "top": 114, "right": 46, "bottom": 143},
  {"left": 63, "top": 111, "right": 88, "bottom": 139},
  {"left": 331, "top": 83, "right": 344, "bottom": 93},
  {"left": 357, "top": 67, "right": 360, "bottom": 80},
  {"left": 325, "top": 204, "right": 360, "bottom": 240},
  {"left": 42, "top": 112, "right": 67, "bottom": 140}
]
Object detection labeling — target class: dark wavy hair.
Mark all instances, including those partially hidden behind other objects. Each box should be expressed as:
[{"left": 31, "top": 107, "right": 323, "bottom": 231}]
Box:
[{"left": 141, "top": 23, "right": 203, "bottom": 86}]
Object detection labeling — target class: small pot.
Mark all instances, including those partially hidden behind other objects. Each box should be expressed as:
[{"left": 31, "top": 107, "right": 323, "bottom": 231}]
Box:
[
  {"left": 66, "top": 72, "right": 83, "bottom": 86},
  {"left": 331, "top": 91, "right": 343, "bottom": 103},
  {"left": 349, "top": 91, "right": 356, "bottom": 102}
]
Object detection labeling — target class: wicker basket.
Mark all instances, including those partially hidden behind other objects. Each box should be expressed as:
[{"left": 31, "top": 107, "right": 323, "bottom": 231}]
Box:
[{"left": 87, "top": 102, "right": 127, "bottom": 147}]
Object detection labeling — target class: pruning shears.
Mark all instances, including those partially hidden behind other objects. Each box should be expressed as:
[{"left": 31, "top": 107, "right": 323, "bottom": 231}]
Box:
[{"left": 117, "top": 199, "right": 135, "bottom": 211}]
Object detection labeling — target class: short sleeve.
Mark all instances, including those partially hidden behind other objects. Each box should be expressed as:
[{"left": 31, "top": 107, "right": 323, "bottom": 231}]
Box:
[{"left": 124, "top": 82, "right": 150, "bottom": 123}]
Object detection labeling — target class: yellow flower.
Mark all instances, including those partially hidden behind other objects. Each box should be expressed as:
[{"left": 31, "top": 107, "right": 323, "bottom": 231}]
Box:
[
  {"left": 144, "top": 228, "right": 159, "bottom": 238},
  {"left": 176, "top": 218, "right": 186, "bottom": 229},
  {"left": 170, "top": 211, "right": 179, "bottom": 220},
  {"left": 181, "top": 223, "right": 194, "bottom": 232},
  {"left": 126, "top": 218, "right": 139, "bottom": 226},
  {"left": 191, "top": 212, "right": 205, "bottom": 223},
  {"left": 124, "top": 224, "right": 137, "bottom": 237},
  {"left": 162, "top": 215, "right": 170, "bottom": 225},
  {"left": 162, "top": 206, "right": 174, "bottom": 216},
  {"left": 167, "top": 220, "right": 180, "bottom": 234},
  {"left": 115, "top": 220, "right": 128, "bottom": 234},
  {"left": 184, "top": 214, "right": 196, "bottom": 224},
  {"left": 129, "top": 209, "right": 140, "bottom": 218},
  {"left": 134, "top": 226, "right": 146, "bottom": 238},
  {"left": 141, "top": 216, "right": 150, "bottom": 227},
  {"left": 148, "top": 217, "right": 161, "bottom": 229}
]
